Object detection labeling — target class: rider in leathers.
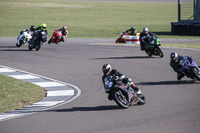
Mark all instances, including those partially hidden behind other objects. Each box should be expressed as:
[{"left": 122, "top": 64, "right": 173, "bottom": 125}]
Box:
[
  {"left": 139, "top": 27, "right": 155, "bottom": 51},
  {"left": 170, "top": 52, "right": 194, "bottom": 80},
  {"left": 102, "top": 63, "right": 140, "bottom": 100}
]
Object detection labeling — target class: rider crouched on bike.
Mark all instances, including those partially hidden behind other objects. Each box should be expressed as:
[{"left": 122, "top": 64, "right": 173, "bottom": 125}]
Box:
[
  {"left": 139, "top": 27, "right": 155, "bottom": 51},
  {"left": 170, "top": 52, "right": 194, "bottom": 80},
  {"left": 125, "top": 26, "right": 137, "bottom": 36},
  {"left": 102, "top": 63, "right": 141, "bottom": 100},
  {"left": 54, "top": 26, "right": 68, "bottom": 43},
  {"left": 35, "top": 23, "right": 48, "bottom": 41},
  {"left": 19, "top": 25, "right": 36, "bottom": 36}
]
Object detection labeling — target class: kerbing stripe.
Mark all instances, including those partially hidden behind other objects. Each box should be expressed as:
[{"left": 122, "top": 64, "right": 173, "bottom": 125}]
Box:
[
  {"left": 47, "top": 90, "right": 74, "bottom": 96},
  {"left": 32, "top": 82, "right": 66, "bottom": 87},
  {"left": 8, "top": 75, "right": 40, "bottom": 79},
  {"left": 0, "top": 68, "right": 16, "bottom": 72}
]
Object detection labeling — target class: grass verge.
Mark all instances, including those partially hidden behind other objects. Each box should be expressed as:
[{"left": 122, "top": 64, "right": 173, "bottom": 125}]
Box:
[
  {"left": 0, "top": 0, "right": 199, "bottom": 39},
  {"left": 0, "top": 74, "right": 46, "bottom": 113}
]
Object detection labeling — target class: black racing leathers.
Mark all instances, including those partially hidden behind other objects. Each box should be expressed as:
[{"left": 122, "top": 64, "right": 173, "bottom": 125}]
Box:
[
  {"left": 125, "top": 28, "right": 136, "bottom": 36},
  {"left": 139, "top": 32, "right": 155, "bottom": 50}
]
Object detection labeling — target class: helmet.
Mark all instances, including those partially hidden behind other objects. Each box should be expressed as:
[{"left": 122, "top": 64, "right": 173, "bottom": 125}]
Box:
[
  {"left": 170, "top": 52, "right": 178, "bottom": 62},
  {"left": 62, "top": 25, "right": 67, "bottom": 30},
  {"left": 131, "top": 26, "right": 136, "bottom": 30},
  {"left": 41, "top": 23, "right": 47, "bottom": 30},
  {"left": 30, "top": 25, "right": 35, "bottom": 31},
  {"left": 143, "top": 27, "right": 149, "bottom": 35},
  {"left": 102, "top": 63, "right": 112, "bottom": 75}
]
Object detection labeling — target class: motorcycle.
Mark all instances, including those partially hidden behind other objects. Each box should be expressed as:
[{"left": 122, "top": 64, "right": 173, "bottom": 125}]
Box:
[
  {"left": 48, "top": 29, "right": 68, "bottom": 44},
  {"left": 144, "top": 35, "right": 164, "bottom": 58},
  {"left": 179, "top": 56, "right": 200, "bottom": 81},
  {"left": 104, "top": 76, "right": 146, "bottom": 109},
  {"left": 115, "top": 32, "right": 128, "bottom": 43},
  {"left": 16, "top": 30, "right": 33, "bottom": 47},
  {"left": 28, "top": 30, "right": 48, "bottom": 51}
]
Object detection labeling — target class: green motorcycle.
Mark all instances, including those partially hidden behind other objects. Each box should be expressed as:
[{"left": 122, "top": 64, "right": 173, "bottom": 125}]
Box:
[{"left": 144, "top": 35, "right": 164, "bottom": 58}]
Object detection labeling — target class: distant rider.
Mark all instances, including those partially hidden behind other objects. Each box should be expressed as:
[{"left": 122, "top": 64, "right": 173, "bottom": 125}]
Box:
[
  {"left": 125, "top": 26, "right": 137, "bottom": 36},
  {"left": 102, "top": 63, "right": 140, "bottom": 100},
  {"left": 54, "top": 26, "right": 68, "bottom": 43},
  {"left": 34, "top": 23, "right": 48, "bottom": 42},
  {"left": 139, "top": 27, "right": 155, "bottom": 51},
  {"left": 170, "top": 52, "right": 194, "bottom": 80},
  {"left": 19, "top": 25, "right": 36, "bottom": 36}
]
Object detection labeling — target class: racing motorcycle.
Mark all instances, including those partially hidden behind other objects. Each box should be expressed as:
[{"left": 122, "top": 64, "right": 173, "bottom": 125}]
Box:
[
  {"left": 179, "top": 56, "right": 200, "bottom": 81},
  {"left": 104, "top": 76, "right": 146, "bottom": 109},
  {"left": 48, "top": 30, "right": 63, "bottom": 44},
  {"left": 144, "top": 35, "right": 164, "bottom": 58},
  {"left": 115, "top": 32, "right": 128, "bottom": 43},
  {"left": 28, "top": 30, "right": 48, "bottom": 51},
  {"left": 16, "top": 30, "right": 33, "bottom": 47}
]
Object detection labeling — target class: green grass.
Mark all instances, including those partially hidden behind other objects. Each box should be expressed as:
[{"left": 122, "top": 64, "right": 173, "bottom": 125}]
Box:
[
  {"left": 0, "top": 0, "right": 199, "bottom": 39},
  {"left": 0, "top": 74, "right": 46, "bottom": 113}
]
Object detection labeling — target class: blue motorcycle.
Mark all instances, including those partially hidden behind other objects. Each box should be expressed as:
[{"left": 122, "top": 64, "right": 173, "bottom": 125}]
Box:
[{"left": 179, "top": 56, "right": 200, "bottom": 81}]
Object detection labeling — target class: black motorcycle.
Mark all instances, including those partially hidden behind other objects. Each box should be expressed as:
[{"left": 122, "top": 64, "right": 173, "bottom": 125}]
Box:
[
  {"left": 104, "top": 76, "right": 146, "bottom": 109},
  {"left": 28, "top": 30, "right": 48, "bottom": 51}
]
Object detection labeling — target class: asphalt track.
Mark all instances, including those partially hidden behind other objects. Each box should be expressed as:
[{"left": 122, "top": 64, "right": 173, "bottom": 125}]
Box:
[{"left": 0, "top": 37, "right": 200, "bottom": 133}]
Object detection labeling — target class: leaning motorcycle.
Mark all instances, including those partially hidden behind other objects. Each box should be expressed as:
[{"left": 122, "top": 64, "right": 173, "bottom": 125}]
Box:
[
  {"left": 179, "top": 57, "right": 200, "bottom": 81},
  {"left": 104, "top": 76, "right": 146, "bottom": 109},
  {"left": 115, "top": 32, "right": 128, "bottom": 43},
  {"left": 48, "top": 30, "right": 63, "bottom": 44},
  {"left": 16, "top": 30, "right": 33, "bottom": 47},
  {"left": 28, "top": 30, "right": 48, "bottom": 51},
  {"left": 144, "top": 35, "right": 164, "bottom": 57}
]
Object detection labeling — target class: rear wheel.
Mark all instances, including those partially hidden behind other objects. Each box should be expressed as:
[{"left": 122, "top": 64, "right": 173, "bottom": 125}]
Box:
[
  {"left": 192, "top": 67, "right": 200, "bottom": 81},
  {"left": 157, "top": 47, "right": 164, "bottom": 58},
  {"left": 145, "top": 49, "right": 152, "bottom": 57},
  {"left": 114, "top": 89, "right": 129, "bottom": 109}
]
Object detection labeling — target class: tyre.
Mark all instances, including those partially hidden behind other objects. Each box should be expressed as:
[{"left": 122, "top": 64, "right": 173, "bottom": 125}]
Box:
[
  {"left": 48, "top": 37, "right": 53, "bottom": 44},
  {"left": 137, "top": 95, "right": 146, "bottom": 105},
  {"left": 115, "top": 38, "right": 121, "bottom": 43},
  {"left": 114, "top": 89, "right": 129, "bottom": 109},
  {"left": 35, "top": 41, "right": 42, "bottom": 51},
  {"left": 192, "top": 67, "right": 200, "bottom": 81},
  {"left": 157, "top": 47, "right": 164, "bottom": 58},
  {"left": 28, "top": 44, "right": 33, "bottom": 51}
]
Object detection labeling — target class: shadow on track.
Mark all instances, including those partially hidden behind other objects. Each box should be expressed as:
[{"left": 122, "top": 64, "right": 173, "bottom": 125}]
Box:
[
  {"left": 136, "top": 80, "right": 200, "bottom": 86},
  {"left": 90, "top": 56, "right": 157, "bottom": 60},
  {"left": 0, "top": 46, "right": 29, "bottom": 51},
  {"left": 47, "top": 105, "right": 121, "bottom": 112}
]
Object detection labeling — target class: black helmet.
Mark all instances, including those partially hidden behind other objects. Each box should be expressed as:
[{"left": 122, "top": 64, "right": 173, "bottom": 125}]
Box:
[{"left": 30, "top": 25, "right": 35, "bottom": 31}]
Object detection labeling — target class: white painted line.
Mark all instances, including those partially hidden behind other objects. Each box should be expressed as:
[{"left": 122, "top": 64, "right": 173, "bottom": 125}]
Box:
[
  {"left": 8, "top": 75, "right": 40, "bottom": 79},
  {"left": 0, "top": 68, "right": 16, "bottom": 72},
  {"left": 29, "top": 101, "right": 65, "bottom": 107},
  {"left": 0, "top": 114, "right": 22, "bottom": 120},
  {"left": 47, "top": 90, "right": 74, "bottom": 96},
  {"left": 32, "top": 82, "right": 66, "bottom": 87}
]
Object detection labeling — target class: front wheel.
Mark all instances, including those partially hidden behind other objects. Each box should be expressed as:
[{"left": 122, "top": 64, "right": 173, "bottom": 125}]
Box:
[
  {"left": 145, "top": 49, "right": 152, "bottom": 57},
  {"left": 48, "top": 37, "right": 53, "bottom": 44},
  {"left": 114, "top": 89, "right": 129, "bottom": 109},
  {"left": 28, "top": 44, "right": 33, "bottom": 51},
  {"left": 35, "top": 41, "right": 42, "bottom": 51},
  {"left": 157, "top": 47, "right": 164, "bottom": 58},
  {"left": 137, "top": 95, "right": 146, "bottom": 105},
  {"left": 192, "top": 67, "right": 200, "bottom": 81}
]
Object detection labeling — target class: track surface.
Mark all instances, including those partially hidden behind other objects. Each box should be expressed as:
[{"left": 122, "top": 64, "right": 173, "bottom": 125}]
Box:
[{"left": 0, "top": 37, "right": 200, "bottom": 133}]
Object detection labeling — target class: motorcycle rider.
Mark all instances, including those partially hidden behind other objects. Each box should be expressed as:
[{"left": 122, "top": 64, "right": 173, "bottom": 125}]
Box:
[
  {"left": 19, "top": 25, "right": 36, "bottom": 35},
  {"left": 102, "top": 63, "right": 140, "bottom": 100},
  {"left": 125, "top": 26, "right": 137, "bottom": 36},
  {"left": 139, "top": 27, "right": 155, "bottom": 51},
  {"left": 170, "top": 52, "right": 194, "bottom": 80},
  {"left": 34, "top": 23, "right": 48, "bottom": 41},
  {"left": 54, "top": 25, "right": 68, "bottom": 43}
]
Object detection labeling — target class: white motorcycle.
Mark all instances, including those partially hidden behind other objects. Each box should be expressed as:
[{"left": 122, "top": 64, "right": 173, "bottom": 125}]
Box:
[{"left": 16, "top": 30, "right": 33, "bottom": 47}]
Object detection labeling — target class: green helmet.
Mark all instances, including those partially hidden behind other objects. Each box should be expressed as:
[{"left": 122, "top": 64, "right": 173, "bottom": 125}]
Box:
[
  {"left": 131, "top": 26, "right": 136, "bottom": 30},
  {"left": 41, "top": 23, "right": 47, "bottom": 30}
]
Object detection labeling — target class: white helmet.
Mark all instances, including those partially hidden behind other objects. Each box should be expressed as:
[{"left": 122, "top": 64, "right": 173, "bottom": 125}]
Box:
[
  {"left": 143, "top": 27, "right": 149, "bottom": 34},
  {"left": 102, "top": 63, "right": 112, "bottom": 75}
]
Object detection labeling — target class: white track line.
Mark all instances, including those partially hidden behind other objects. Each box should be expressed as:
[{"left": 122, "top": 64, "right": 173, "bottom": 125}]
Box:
[{"left": 0, "top": 65, "right": 81, "bottom": 122}]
